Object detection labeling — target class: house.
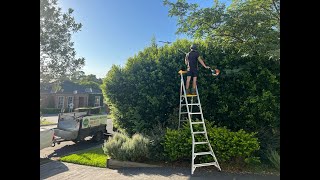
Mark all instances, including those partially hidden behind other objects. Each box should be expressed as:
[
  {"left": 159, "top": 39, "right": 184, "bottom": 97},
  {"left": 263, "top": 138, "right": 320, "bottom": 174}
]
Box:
[{"left": 40, "top": 81, "right": 104, "bottom": 110}]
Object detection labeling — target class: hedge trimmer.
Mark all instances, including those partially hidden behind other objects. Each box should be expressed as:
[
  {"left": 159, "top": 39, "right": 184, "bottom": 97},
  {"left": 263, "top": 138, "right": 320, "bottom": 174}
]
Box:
[{"left": 209, "top": 67, "right": 220, "bottom": 76}]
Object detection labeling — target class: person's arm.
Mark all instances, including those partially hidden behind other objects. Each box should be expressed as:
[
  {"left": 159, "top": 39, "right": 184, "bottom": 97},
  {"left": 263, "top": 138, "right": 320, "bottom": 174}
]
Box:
[
  {"left": 198, "top": 56, "right": 210, "bottom": 69},
  {"left": 185, "top": 53, "right": 189, "bottom": 65}
]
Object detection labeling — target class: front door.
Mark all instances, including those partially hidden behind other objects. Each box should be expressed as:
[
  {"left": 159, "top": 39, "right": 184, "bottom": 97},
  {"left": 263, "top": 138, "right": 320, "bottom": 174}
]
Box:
[{"left": 79, "top": 97, "right": 85, "bottom": 107}]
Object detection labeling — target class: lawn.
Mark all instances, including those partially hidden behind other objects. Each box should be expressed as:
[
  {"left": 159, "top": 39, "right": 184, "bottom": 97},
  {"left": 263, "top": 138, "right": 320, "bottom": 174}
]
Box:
[
  {"left": 40, "top": 118, "right": 56, "bottom": 125},
  {"left": 60, "top": 147, "right": 108, "bottom": 168}
]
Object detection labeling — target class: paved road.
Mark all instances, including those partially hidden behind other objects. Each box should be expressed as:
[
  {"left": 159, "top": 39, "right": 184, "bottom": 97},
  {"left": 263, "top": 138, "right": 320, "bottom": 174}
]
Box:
[{"left": 41, "top": 161, "right": 280, "bottom": 180}]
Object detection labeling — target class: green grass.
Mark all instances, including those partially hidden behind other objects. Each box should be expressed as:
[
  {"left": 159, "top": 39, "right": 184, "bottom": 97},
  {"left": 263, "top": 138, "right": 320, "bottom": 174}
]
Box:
[
  {"left": 40, "top": 118, "right": 56, "bottom": 125},
  {"left": 60, "top": 147, "right": 108, "bottom": 168}
]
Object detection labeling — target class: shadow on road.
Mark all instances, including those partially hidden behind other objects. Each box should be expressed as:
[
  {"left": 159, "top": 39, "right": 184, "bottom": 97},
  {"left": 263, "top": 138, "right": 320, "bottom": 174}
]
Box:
[
  {"left": 47, "top": 140, "right": 103, "bottom": 158},
  {"left": 115, "top": 167, "right": 280, "bottom": 180},
  {"left": 40, "top": 160, "right": 69, "bottom": 179}
]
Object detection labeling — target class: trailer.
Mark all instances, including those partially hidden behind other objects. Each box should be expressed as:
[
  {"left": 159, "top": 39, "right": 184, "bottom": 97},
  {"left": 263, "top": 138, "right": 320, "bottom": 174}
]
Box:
[{"left": 54, "top": 111, "right": 111, "bottom": 144}]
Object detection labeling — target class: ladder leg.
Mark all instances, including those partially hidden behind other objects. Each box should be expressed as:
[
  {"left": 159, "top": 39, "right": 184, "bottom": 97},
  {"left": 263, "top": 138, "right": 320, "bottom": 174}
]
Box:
[{"left": 178, "top": 79, "right": 183, "bottom": 129}]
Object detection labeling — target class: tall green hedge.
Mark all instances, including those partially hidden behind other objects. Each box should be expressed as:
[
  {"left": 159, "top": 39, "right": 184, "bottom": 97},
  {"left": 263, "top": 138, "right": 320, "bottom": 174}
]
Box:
[{"left": 101, "top": 39, "right": 279, "bottom": 157}]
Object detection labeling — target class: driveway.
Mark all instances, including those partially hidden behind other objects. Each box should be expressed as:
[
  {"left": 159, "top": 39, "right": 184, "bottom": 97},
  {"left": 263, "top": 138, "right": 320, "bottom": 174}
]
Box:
[
  {"left": 40, "top": 137, "right": 104, "bottom": 159},
  {"left": 41, "top": 161, "right": 280, "bottom": 180}
]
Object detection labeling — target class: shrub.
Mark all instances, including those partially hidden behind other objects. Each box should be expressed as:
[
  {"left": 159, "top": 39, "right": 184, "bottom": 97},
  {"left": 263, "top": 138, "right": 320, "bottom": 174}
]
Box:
[
  {"left": 40, "top": 108, "right": 63, "bottom": 114},
  {"left": 146, "top": 124, "right": 167, "bottom": 161},
  {"left": 163, "top": 121, "right": 260, "bottom": 164},
  {"left": 244, "top": 157, "right": 261, "bottom": 166},
  {"left": 266, "top": 149, "right": 280, "bottom": 170},
  {"left": 75, "top": 107, "right": 101, "bottom": 114},
  {"left": 103, "top": 132, "right": 150, "bottom": 162}
]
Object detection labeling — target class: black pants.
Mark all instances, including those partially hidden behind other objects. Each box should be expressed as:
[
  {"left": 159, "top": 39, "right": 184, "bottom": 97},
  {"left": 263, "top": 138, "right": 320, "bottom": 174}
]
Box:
[{"left": 186, "top": 69, "right": 198, "bottom": 77}]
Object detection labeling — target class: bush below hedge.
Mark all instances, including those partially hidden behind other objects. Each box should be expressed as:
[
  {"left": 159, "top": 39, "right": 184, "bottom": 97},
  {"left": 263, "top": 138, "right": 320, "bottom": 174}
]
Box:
[
  {"left": 163, "top": 121, "right": 260, "bottom": 164},
  {"left": 103, "top": 132, "right": 150, "bottom": 162},
  {"left": 40, "top": 108, "right": 62, "bottom": 114}
]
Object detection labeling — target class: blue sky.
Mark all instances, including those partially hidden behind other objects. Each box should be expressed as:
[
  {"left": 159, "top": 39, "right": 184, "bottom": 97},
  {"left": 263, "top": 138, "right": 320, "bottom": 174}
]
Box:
[{"left": 59, "top": 0, "right": 230, "bottom": 78}]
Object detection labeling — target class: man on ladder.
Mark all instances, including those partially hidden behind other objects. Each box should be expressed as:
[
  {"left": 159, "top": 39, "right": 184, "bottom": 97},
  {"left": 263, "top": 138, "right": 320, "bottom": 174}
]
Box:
[
  {"left": 185, "top": 44, "right": 210, "bottom": 95},
  {"left": 179, "top": 44, "right": 221, "bottom": 174}
]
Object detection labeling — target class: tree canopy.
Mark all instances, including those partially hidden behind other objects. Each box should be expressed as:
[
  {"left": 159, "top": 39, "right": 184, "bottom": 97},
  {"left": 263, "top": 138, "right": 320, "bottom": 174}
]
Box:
[
  {"left": 163, "top": 0, "right": 280, "bottom": 60},
  {"left": 40, "top": 0, "right": 85, "bottom": 83}
]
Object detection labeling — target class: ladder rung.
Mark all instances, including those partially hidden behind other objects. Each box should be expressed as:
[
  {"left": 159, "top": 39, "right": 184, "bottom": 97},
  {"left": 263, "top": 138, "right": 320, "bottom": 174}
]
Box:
[
  {"left": 189, "top": 112, "right": 201, "bottom": 114},
  {"left": 194, "top": 141, "right": 208, "bottom": 145},
  {"left": 191, "top": 121, "right": 204, "bottom": 125},
  {"left": 181, "top": 103, "right": 200, "bottom": 106},
  {"left": 186, "top": 94, "right": 197, "bottom": 97},
  {"left": 192, "top": 131, "right": 206, "bottom": 134},
  {"left": 194, "top": 162, "right": 217, "bottom": 168},
  {"left": 194, "top": 152, "right": 212, "bottom": 156},
  {"left": 180, "top": 112, "right": 188, "bottom": 114}
]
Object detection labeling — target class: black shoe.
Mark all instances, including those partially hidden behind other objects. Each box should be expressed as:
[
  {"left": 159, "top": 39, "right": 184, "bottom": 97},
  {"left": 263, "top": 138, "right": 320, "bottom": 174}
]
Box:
[
  {"left": 186, "top": 89, "right": 191, "bottom": 95},
  {"left": 191, "top": 89, "right": 197, "bottom": 95}
]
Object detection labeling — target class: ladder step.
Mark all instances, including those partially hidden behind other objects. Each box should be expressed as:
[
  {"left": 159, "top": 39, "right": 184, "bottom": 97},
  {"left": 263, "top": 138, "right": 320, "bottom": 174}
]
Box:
[
  {"left": 192, "top": 131, "right": 206, "bottom": 134},
  {"left": 189, "top": 103, "right": 200, "bottom": 105},
  {"left": 194, "top": 152, "right": 212, "bottom": 156},
  {"left": 194, "top": 162, "right": 217, "bottom": 168},
  {"left": 194, "top": 141, "right": 208, "bottom": 145},
  {"left": 186, "top": 94, "right": 197, "bottom": 97},
  {"left": 180, "top": 112, "right": 188, "bottom": 114},
  {"left": 191, "top": 121, "right": 204, "bottom": 125},
  {"left": 189, "top": 112, "right": 202, "bottom": 114},
  {"left": 181, "top": 103, "right": 200, "bottom": 106}
]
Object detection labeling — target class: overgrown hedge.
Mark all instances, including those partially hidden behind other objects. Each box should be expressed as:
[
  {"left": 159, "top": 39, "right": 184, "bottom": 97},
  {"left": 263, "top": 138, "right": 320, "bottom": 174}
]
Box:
[
  {"left": 101, "top": 39, "right": 279, "bottom": 159},
  {"left": 163, "top": 121, "right": 260, "bottom": 164}
]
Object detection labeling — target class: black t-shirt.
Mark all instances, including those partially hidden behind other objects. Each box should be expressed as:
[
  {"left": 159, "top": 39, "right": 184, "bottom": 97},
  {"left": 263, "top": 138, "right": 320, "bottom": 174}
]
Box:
[{"left": 186, "top": 50, "right": 200, "bottom": 71}]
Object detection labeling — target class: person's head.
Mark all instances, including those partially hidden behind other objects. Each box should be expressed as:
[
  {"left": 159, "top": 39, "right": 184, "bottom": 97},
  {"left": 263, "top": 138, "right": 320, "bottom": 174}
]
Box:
[{"left": 190, "top": 44, "right": 197, "bottom": 51}]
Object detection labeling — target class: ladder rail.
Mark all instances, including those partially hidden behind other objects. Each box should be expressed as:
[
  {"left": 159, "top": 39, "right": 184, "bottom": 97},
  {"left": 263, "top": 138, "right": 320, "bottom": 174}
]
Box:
[
  {"left": 178, "top": 74, "right": 183, "bottom": 129},
  {"left": 195, "top": 86, "right": 221, "bottom": 171}
]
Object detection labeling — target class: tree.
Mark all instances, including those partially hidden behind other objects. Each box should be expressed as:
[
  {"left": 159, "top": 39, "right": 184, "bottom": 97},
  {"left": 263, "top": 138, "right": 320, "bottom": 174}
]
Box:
[
  {"left": 70, "top": 72, "right": 102, "bottom": 90},
  {"left": 70, "top": 70, "right": 86, "bottom": 82},
  {"left": 40, "top": 0, "right": 85, "bottom": 83},
  {"left": 163, "top": 0, "right": 280, "bottom": 60},
  {"left": 80, "top": 74, "right": 103, "bottom": 84}
]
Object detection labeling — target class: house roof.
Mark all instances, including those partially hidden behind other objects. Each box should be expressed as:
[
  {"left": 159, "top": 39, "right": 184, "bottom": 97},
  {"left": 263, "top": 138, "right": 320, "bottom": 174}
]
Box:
[{"left": 40, "top": 81, "right": 102, "bottom": 94}]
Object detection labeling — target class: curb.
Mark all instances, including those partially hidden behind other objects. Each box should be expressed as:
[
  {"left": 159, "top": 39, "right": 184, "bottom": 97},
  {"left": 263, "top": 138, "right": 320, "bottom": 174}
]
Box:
[{"left": 40, "top": 123, "right": 58, "bottom": 127}]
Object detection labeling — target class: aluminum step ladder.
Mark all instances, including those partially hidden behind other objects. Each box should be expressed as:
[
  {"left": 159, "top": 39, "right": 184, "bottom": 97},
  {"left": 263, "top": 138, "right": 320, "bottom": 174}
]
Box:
[{"left": 178, "top": 70, "right": 221, "bottom": 175}]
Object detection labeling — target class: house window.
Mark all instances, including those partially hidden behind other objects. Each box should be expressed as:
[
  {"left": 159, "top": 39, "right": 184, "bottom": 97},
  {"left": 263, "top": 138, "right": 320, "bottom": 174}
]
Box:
[
  {"left": 57, "top": 96, "right": 64, "bottom": 109},
  {"left": 94, "top": 96, "right": 101, "bottom": 107},
  {"left": 67, "top": 96, "right": 74, "bottom": 107}
]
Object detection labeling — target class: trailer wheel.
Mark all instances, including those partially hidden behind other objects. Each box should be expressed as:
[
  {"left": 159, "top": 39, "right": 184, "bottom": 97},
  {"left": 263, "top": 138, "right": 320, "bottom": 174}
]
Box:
[{"left": 93, "top": 131, "right": 103, "bottom": 142}]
